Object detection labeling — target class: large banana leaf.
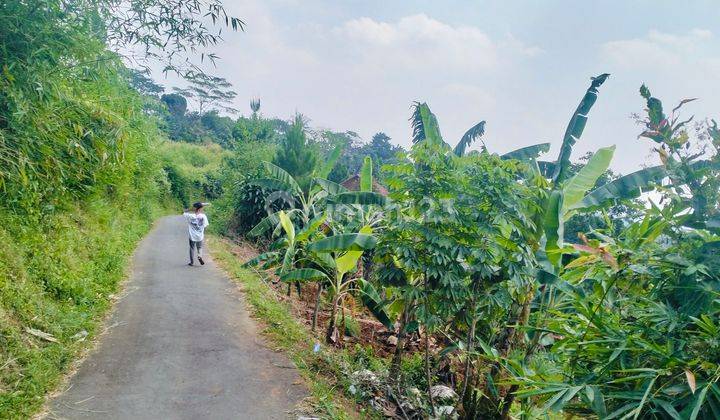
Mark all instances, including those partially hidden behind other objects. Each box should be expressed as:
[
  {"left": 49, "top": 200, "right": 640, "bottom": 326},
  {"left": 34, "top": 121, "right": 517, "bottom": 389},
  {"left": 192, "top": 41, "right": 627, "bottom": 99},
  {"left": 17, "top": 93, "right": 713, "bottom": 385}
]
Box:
[
  {"left": 262, "top": 161, "right": 301, "bottom": 195},
  {"left": 561, "top": 145, "right": 615, "bottom": 216},
  {"left": 278, "top": 210, "right": 295, "bottom": 242},
  {"left": 358, "top": 279, "right": 394, "bottom": 329},
  {"left": 551, "top": 73, "right": 610, "bottom": 185},
  {"left": 280, "top": 268, "right": 329, "bottom": 283},
  {"left": 316, "top": 142, "right": 345, "bottom": 180},
  {"left": 454, "top": 120, "right": 486, "bottom": 156},
  {"left": 307, "top": 233, "right": 377, "bottom": 252},
  {"left": 280, "top": 243, "right": 296, "bottom": 274},
  {"left": 335, "top": 250, "right": 363, "bottom": 276},
  {"left": 243, "top": 251, "right": 280, "bottom": 268},
  {"left": 537, "top": 161, "right": 556, "bottom": 178},
  {"left": 360, "top": 156, "right": 372, "bottom": 192},
  {"left": 411, "top": 102, "right": 445, "bottom": 146},
  {"left": 329, "top": 191, "right": 387, "bottom": 206},
  {"left": 543, "top": 190, "right": 564, "bottom": 267},
  {"left": 248, "top": 208, "right": 301, "bottom": 237},
  {"left": 314, "top": 178, "right": 348, "bottom": 195},
  {"left": 502, "top": 143, "right": 551, "bottom": 161},
  {"left": 247, "top": 178, "right": 291, "bottom": 192},
  {"left": 572, "top": 165, "right": 667, "bottom": 211},
  {"left": 247, "top": 210, "right": 283, "bottom": 237},
  {"left": 296, "top": 214, "right": 326, "bottom": 242},
  {"left": 335, "top": 227, "right": 373, "bottom": 274}
]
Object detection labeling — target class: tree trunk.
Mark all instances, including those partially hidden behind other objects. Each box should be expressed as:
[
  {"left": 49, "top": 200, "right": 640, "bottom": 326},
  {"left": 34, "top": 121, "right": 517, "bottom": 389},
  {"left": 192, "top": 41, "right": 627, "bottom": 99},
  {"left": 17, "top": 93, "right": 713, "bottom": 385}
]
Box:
[
  {"left": 389, "top": 304, "right": 411, "bottom": 385},
  {"left": 461, "top": 316, "right": 477, "bottom": 402},
  {"left": 311, "top": 283, "right": 323, "bottom": 332},
  {"left": 325, "top": 296, "right": 339, "bottom": 344},
  {"left": 424, "top": 326, "right": 436, "bottom": 416},
  {"left": 461, "top": 286, "right": 479, "bottom": 402}
]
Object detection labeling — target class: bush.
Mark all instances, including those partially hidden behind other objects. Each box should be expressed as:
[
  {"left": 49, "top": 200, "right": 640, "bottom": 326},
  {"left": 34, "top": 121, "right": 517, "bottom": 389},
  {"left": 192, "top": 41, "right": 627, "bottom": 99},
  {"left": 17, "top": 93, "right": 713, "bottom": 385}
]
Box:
[{"left": 158, "top": 141, "right": 230, "bottom": 207}]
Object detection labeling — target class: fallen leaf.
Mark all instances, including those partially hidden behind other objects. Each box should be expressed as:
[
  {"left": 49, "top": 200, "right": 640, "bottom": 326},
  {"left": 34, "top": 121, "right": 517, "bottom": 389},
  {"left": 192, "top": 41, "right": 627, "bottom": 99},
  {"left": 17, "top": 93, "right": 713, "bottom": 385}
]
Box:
[
  {"left": 685, "top": 369, "right": 696, "bottom": 394},
  {"left": 25, "top": 327, "right": 58, "bottom": 343}
]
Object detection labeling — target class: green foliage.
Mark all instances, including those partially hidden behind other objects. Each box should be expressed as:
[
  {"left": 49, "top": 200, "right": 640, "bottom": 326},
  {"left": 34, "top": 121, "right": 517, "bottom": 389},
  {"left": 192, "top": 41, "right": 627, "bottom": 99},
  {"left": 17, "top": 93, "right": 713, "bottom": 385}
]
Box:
[
  {"left": 173, "top": 73, "right": 237, "bottom": 114},
  {"left": 272, "top": 115, "right": 319, "bottom": 190},
  {"left": 0, "top": 194, "right": 163, "bottom": 417},
  {"left": 158, "top": 141, "right": 230, "bottom": 207}
]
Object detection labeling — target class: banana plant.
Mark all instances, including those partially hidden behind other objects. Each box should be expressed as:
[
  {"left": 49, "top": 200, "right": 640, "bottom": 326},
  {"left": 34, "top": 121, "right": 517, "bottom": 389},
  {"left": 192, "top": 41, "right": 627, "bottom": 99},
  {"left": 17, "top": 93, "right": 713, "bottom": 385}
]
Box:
[
  {"left": 323, "top": 156, "right": 388, "bottom": 229},
  {"left": 280, "top": 226, "right": 382, "bottom": 344},
  {"left": 410, "top": 102, "right": 486, "bottom": 156},
  {"left": 244, "top": 210, "right": 326, "bottom": 295},
  {"left": 247, "top": 162, "right": 329, "bottom": 237}
]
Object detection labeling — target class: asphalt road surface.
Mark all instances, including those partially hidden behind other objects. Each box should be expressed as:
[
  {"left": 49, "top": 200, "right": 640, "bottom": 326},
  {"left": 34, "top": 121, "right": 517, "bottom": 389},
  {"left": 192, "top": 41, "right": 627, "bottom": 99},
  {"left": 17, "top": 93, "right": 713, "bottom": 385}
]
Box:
[{"left": 46, "top": 216, "right": 307, "bottom": 419}]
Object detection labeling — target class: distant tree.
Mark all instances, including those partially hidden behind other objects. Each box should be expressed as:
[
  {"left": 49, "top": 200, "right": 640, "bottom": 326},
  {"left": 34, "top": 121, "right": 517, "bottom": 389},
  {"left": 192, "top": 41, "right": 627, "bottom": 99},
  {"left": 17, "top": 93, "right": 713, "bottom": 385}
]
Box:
[
  {"left": 127, "top": 69, "right": 165, "bottom": 97},
  {"left": 161, "top": 93, "right": 188, "bottom": 117},
  {"left": 272, "top": 114, "right": 318, "bottom": 188},
  {"left": 232, "top": 98, "right": 279, "bottom": 143},
  {"left": 364, "top": 132, "right": 403, "bottom": 177},
  {"left": 173, "top": 73, "right": 237, "bottom": 114},
  {"left": 201, "top": 111, "right": 234, "bottom": 146},
  {"left": 250, "top": 98, "right": 261, "bottom": 115}
]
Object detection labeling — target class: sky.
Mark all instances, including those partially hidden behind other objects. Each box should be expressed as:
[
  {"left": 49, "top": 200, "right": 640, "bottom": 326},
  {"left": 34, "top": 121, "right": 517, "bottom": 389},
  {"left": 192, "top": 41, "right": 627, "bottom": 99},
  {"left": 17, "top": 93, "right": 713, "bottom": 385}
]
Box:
[{"left": 151, "top": 0, "right": 720, "bottom": 173}]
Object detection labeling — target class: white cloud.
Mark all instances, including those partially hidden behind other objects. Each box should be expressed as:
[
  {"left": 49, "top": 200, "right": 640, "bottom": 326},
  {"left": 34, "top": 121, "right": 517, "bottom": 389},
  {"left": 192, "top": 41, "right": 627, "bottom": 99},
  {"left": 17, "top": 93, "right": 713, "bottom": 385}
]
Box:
[
  {"left": 601, "top": 29, "right": 713, "bottom": 69},
  {"left": 334, "top": 14, "right": 541, "bottom": 74}
]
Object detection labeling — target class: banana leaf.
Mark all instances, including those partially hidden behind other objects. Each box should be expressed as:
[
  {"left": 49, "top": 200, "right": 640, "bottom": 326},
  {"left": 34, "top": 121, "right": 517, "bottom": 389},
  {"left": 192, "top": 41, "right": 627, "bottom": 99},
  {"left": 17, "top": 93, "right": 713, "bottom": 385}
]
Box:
[
  {"left": 329, "top": 191, "right": 387, "bottom": 206},
  {"left": 502, "top": 142, "right": 551, "bottom": 161},
  {"left": 562, "top": 145, "right": 615, "bottom": 216},
  {"left": 247, "top": 210, "right": 283, "bottom": 237},
  {"left": 243, "top": 251, "right": 279, "bottom": 268},
  {"left": 411, "top": 102, "right": 445, "bottom": 146},
  {"left": 358, "top": 279, "right": 394, "bottom": 329},
  {"left": 248, "top": 208, "right": 301, "bottom": 237},
  {"left": 454, "top": 120, "right": 486, "bottom": 156},
  {"left": 572, "top": 165, "right": 667, "bottom": 211},
  {"left": 316, "top": 142, "right": 345, "bottom": 180},
  {"left": 247, "top": 178, "right": 290, "bottom": 192},
  {"left": 296, "top": 214, "right": 326, "bottom": 242},
  {"left": 280, "top": 268, "right": 329, "bottom": 283},
  {"left": 278, "top": 210, "right": 295, "bottom": 242},
  {"left": 262, "top": 161, "right": 301, "bottom": 195},
  {"left": 543, "top": 190, "right": 565, "bottom": 267},
  {"left": 314, "top": 177, "right": 348, "bottom": 195},
  {"left": 307, "top": 233, "right": 377, "bottom": 253},
  {"left": 552, "top": 73, "right": 610, "bottom": 184},
  {"left": 360, "top": 156, "right": 372, "bottom": 192},
  {"left": 537, "top": 161, "right": 556, "bottom": 178}
]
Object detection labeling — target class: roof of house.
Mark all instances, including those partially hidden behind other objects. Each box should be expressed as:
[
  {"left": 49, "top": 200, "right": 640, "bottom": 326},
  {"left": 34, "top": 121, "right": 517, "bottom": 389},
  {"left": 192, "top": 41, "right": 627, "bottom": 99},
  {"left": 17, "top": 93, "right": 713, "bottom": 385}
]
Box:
[{"left": 340, "top": 174, "right": 389, "bottom": 196}]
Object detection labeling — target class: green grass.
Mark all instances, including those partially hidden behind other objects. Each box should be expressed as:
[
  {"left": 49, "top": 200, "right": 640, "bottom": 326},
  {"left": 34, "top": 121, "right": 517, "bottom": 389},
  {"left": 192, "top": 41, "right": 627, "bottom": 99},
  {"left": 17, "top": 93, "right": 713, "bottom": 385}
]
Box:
[
  {"left": 211, "top": 236, "right": 380, "bottom": 419},
  {"left": 0, "top": 196, "right": 164, "bottom": 418}
]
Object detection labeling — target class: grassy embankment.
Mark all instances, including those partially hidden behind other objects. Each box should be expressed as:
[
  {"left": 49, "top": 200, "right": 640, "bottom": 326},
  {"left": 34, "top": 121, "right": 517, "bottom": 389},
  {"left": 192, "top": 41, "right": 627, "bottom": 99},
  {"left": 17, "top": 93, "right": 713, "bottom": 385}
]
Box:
[
  {"left": 0, "top": 140, "right": 226, "bottom": 418},
  {"left": 0, "top": 199, "right": 163, "bottom": 418}
]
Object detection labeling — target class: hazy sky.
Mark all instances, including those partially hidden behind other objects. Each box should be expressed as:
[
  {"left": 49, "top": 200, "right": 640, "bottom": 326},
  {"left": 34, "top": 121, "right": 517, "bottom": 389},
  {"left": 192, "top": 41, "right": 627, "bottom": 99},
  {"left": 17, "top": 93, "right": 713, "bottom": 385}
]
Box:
[{"left": 152, "top": 0, "right": 720, "bottom": 173}]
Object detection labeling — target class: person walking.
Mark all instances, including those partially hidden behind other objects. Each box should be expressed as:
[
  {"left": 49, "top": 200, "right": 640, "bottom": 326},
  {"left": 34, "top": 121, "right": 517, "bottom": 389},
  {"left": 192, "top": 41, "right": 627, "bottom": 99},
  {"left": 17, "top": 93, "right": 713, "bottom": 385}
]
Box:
[{"left": 183, "top": 202, "right": 209, "bottom": 266}]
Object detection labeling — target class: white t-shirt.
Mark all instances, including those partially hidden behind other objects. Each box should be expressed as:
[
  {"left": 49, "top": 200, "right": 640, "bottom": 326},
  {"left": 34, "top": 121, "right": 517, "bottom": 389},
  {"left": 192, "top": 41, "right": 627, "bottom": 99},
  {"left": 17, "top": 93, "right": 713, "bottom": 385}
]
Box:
[{"left": 183, "top": 212, "right": 209, "bottom": 242}]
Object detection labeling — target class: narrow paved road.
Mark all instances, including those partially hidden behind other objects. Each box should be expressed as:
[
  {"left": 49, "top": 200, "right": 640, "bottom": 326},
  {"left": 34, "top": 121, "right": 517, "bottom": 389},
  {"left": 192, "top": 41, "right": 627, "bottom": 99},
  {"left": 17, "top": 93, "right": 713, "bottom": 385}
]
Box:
[{"left": 47, "top": 216, "right": 306, "bottom": 419}]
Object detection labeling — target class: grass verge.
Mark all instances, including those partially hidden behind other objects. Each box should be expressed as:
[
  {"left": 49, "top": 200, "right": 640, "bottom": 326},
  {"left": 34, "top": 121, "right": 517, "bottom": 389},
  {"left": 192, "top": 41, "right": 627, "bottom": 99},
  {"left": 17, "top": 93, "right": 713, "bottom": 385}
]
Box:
[
  {"left": 0, "top": 197, "right": 164, "bottom": 418},
  {"left": 211, "top": 235, "right": 384, "bottom": 420}
]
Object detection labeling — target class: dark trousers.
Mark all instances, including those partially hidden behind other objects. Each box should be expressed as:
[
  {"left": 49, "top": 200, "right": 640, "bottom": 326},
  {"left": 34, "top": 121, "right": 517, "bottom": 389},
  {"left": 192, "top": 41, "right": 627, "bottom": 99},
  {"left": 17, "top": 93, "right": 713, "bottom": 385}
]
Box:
[{"left": 189, "top": 239, "right": 203, "bottom": 263}]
